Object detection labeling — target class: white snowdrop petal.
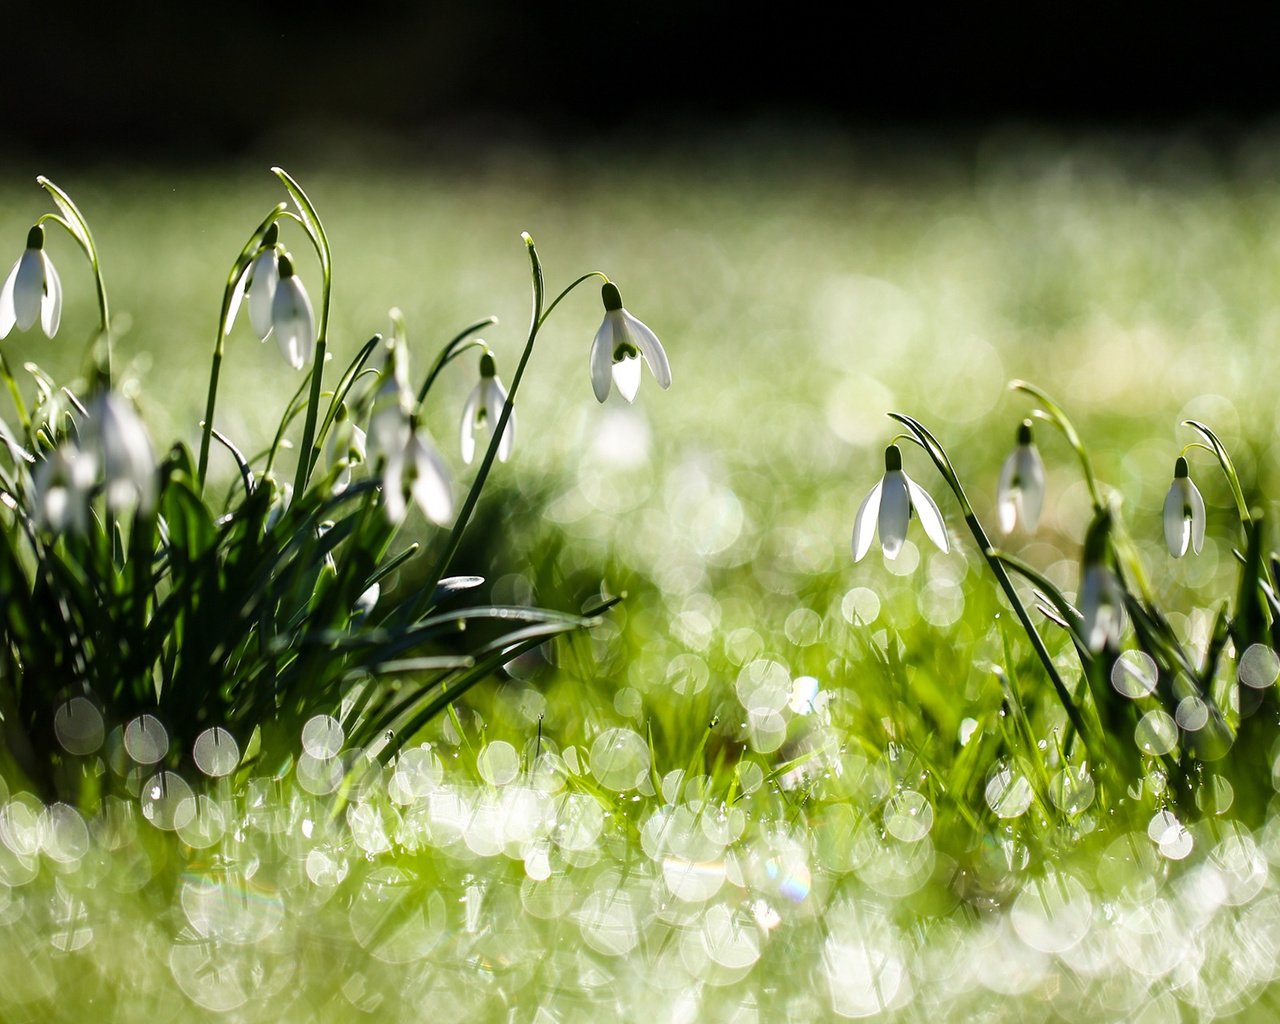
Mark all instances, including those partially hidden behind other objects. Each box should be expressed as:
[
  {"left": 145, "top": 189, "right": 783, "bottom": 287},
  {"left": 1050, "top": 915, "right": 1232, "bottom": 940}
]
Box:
[
  {"left": 879, "top": 471, "right": 911, "bottom": 559},
  {"left": 851, "top": 479, "right": 883, "bottom": 562},
  {"left": 627, "top": 312, "right": 671, "bottom": 389},
  {"left": 272, "top": 277, "right": 314, "bottom": 369},
  {"left": 40, "top": 253, "right": 61, "bottom": 338},
  {"left": 905, "top": 474, "right": 949, "bottom": 553},
  {"left": 248, "top": 251, "right": 279, "bottom": 341},
  {"left": 1163, "top": 481, "right": 1188, "bottom": 558},
  {"left": 996, "top": 450, "right": 1018, "bottom": 534},
  {"left": 486, "top": 377, "right": 515, "bottom": 462},
  {"left": 1189, "top": 480, "right": 1206, "bottom": 555},
  {"left": 13, "top": 249, "right": 43, "bottom": 331},
  {"left": 612, "top": 354, "right": 642, "bottom": 403},
  {"left": 0, "top": 257, "right": 20, "bottom": 338},
  {"left": 224, "top": 263, "right": 250, "bottom": 335},
  {"left": 410, "top": 433, "right": 453, "bottom": 525},
  {"left": 1017, "top": 445, "right": 1045, "bottom": 530},
  {"left": 459, "top": 383, "right": 481, "bottom": 465},
  {"left": 590, "top": 317, "right": 614, "bottom": 402}
]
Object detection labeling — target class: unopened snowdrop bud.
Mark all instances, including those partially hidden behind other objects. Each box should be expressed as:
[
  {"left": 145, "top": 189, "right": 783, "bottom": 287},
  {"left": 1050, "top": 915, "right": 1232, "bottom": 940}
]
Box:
[
  {"left": 353, "top": 582, "right": 380, "bottom": 619},
  {"left": 265, "top": 480, "right": 293, "bottom": 532},
  {"left": 996, "top": 420, "right": 1046, "bottom": 534},
  {"left": 32, "top": 444, "right": 96, "bottom": 534},
  {"left": 1163, "top": 456, "right": 1206, "bottom": 558},
  {"left": 271, "top": 253, "right": 314, "bottom": 370},
  {"left": 460, "top": 349, "right": 515, "bottom": 464},
  {"left": 852, "top": 444, "right": 950, "bottom": 562},
  {"left": 1078, "top": 511, "right": 1124, "bottom": 652},
  {"left": 83, "top": 391, "right": 157, "bottom": 515},
  {"left": 590, "top": 282, "right": 671, "bottom": 403},
  {"left": 0, "top": 225, "right": 63, "bottom": 339}
]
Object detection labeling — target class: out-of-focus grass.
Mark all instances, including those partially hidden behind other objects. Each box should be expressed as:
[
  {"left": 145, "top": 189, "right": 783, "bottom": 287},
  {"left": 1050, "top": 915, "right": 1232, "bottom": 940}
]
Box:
[{"left": 7, "top": 135, "right": 1280, "bottom": 1020}]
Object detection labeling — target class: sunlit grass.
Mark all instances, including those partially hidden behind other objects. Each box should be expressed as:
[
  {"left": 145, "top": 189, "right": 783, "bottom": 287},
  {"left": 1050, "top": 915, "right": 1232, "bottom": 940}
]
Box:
[{"left": 6, "top": 135, "right": 1280, "bottom": 1019}]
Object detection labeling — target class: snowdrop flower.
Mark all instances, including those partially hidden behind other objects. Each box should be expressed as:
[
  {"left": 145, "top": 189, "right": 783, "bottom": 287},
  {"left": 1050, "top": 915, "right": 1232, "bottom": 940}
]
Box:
[
  {"left": 270, "top": 253, "right": 314, "bottom": 369},
  {"left": 590, "top": 282, "right": 671, "bottom": 403},
  {"left": 383, "top": 418, "right": 452, "bottom": 526},
  {"left": 996, "top": 420, "right": 1046, "bottom": 534},
  {"left": 0, "top": 225, "right": 62, "bottom": 339},
  {"left": 852, "top": 444, "right": 949, "bottom": 562},
  {"left": 82, "top": 391, "right": 157, "bottom": 515},
  {"left": 32, "top": 444, "right": 96, "bottom": 534},
  {"left": 224, "top": 224, "right": 280, "bottom": 340},
  {"left": 1163, "top": 456, "right": 1205, "bottom": 558},
  {"left": 460, "top": 351, "right": 514, "bottom": 464},
  {"left": 1078, "top": 512, "right": 1124, "bottom": 652},
  {"left": 368, "top": 346, "right": 413, "bottom": 469},
  {"left": 326, "top": 402, "right": 366, "bottom": 495}
]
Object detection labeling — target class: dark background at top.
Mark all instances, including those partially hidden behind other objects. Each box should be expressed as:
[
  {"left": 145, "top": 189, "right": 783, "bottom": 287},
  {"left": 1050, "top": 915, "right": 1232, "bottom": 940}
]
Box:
[{"left": 8, "top": 3, "right": 1279, "bottom": 161}]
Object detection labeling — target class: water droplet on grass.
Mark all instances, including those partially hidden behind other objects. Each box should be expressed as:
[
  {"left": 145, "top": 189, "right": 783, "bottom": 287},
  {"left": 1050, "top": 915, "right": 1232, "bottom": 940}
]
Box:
[
  {"left": 477, "top": 740, "right": 520, "bottom": 787},
  {"left": 589, "top": 728, "right": 649, "bottom": 792},
  {"left": 123, "top": 715, "right": 168, "bottom": 765},
  {"left": 986, "top": 763, "right": 1033, "bottom": 819},
  {"left": 301, "top": 715, "right": 344, "bottom": 760},
  {"left": 140, "top": 771, "right": 195, "bottom": 831},
  {"left": 884, "top": 790, "right": 933, "bottom": 842},
  {"left": 1111, "top": 651, "right": 1158, "bottom": 699},
  {"left": 193, "top": 727, "right": 239, "bottom": 777},
  {"left": 54, "top": 697, "right": 104, "bottom": 755},
  {"left": 1237, "top": 642, "right": 1280, "bottom": 691},
  {"left": 1135, "top": 710, "right": 1178, "bottom": 757}
]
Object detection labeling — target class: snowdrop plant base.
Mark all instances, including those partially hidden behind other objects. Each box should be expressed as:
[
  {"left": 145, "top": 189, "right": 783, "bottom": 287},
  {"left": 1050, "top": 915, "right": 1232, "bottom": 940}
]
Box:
[{"left": 0, "top": 171, "right": 648, "bottom": 803}]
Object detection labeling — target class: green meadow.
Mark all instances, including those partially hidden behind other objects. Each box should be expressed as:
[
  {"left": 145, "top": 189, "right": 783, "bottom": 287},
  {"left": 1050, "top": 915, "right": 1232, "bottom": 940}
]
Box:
[{"left": 4, "top": 133, "right": 1280, "bottom": 1021}]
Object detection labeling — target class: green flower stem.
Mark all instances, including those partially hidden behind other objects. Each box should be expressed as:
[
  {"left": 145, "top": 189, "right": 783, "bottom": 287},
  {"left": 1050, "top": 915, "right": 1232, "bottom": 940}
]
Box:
[
  {"left": 0, "top": 351, "right": 31, "bottom": 438},
  {"left": 888, "top": 412, "right": 1100, "bottom": 760},
  {"left": 1182, "top": 419, "right": 1252, "bottom": 528},
  {"left": 419, "top": 239, "right": 605, "bottom": 610},
  {"left": 271, "top": 169, "right": 333, "bottom": 497},
  {"left": 35, "top": 179, "right": 110, "bottom": 382},
  {"left": 416, "top": 318, "right": 498, "bottom": 405},
  {"left": 1010, "top": 380, "right": 1103, "bottom": 513},
  {"left": 197, "top": 203, "right": 287, "bottom": 491}
]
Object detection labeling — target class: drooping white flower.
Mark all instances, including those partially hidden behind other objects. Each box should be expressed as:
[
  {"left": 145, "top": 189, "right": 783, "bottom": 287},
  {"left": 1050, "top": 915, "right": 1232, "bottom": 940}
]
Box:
[
  {"left": 32, "top": 444, "right": 96, "bottom": 534},
  {"left": 1163, "top": 456, "right": 1206, "bottom": 558},
  {"left": 460, "top": 351, "right": 514, "bottom": 464},
  {"left": 590, "top": 282, "right": 671, "bottom": 403},
  {"left": 1078, "top": 511, "right": 1124, "bottom": 652},
  {"left": 0, "top": 225, "right": 62, "bottom": 339},
  {"left": 1078, "top": 565, "right": 1125, "bottom": 652},
  {"left": 270, "top": 253, "right": 314, "bottom": 370},
  {"left": 383, "top": 419, "right": 452, "bottom": 526},
  {"left": 326, "top": 402, "right": 367, "bottom": 495},
  {"left": 367, "top": 344, "right": 413, "bottom": 469},
  {"left": 852, "top": 444, "right": 950, "bottom": 561},
  {"left": 225, "top": 224, "right": 281, "bottom": 339},
  {"left": 996, "top": 420, "right": 1046, "bottom": 534},
  {"left": 81, "top": 391, "right": 157, "bottom": 515}
]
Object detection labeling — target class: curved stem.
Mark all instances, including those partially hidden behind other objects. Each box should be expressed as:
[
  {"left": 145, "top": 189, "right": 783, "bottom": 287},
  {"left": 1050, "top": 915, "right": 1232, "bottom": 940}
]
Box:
[
  {"left": 197, "top": 203, "right": 288, "bottom": 491},
  {"left": 36, "top": 179, "right": 110, "bottom": 382},
  {"left": 1182, "top": 419, "right": 1251, "bottom": 527},
  {"left": 416, "top": 317, "right": 498, "bottom": 405},
  {"left": 413, "top": 234, "right": 546, "bottom": 618},
  {"left": 537, "top": 271, "right": 609, "bottom": 329},
  {"left": 272, "top": 169, "right": 333, "bottom": 496},
  {"left": 0, "top": 351, "right": 31, "bottom": 439},
  {"left": 1010, "top": 380, "right": 1104, "bottom": 513},
  {"left": 888, "top": 412, "right": 1099, "bottom": 757}
]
